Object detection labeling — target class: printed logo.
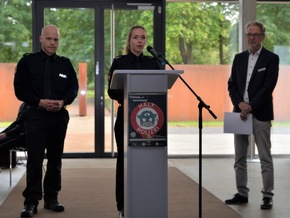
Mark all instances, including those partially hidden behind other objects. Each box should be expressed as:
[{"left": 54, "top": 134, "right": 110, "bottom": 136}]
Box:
[{"left": 130, "top": 102, "right": 164, "bottom": 139}]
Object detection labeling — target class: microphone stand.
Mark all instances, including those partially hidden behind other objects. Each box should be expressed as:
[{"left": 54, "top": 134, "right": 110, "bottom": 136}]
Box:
[{"left": 159, "top": 53, "right": 217, "bottom": 218}]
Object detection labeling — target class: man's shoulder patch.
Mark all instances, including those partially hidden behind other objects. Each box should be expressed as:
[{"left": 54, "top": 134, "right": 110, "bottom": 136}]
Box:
[
  {"left": 114, "top": 55, "right": 125, "bottom": 60},
  {"left": 59, "top": 56, "right": 69, "bottom": 60},
  {"left": 23, "top": 52, "right": 34, "bottom": 57}
]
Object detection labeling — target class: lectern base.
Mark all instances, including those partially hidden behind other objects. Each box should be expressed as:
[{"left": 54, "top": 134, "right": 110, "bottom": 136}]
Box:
[{"left": 125, "top": 146, "right": 168, "bottom": 218}]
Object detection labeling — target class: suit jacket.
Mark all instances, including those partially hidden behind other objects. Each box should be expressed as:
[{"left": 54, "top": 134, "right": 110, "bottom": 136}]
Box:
[{"left": 228, "top": 47, "right": 279, "bottom": 121}]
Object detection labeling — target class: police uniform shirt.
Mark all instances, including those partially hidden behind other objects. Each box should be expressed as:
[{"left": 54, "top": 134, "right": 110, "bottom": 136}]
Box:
[
  {"left": 14, "top": 49, "right": 79, "bottom": 107},
  {"left": 108, "top": 51, "right": 161, "bottom": 104}
]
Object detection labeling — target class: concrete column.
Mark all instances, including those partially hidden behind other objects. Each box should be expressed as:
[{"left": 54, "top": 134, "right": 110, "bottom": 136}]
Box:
[
  {"left": 239, "top": 0, "right": 257, "bottom": 52},
  {"left": 239, "top": 0, "right": 258, "bottom": 159}
]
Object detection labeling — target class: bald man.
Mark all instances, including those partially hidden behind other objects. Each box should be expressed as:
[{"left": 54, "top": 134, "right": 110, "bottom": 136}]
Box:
[{"left": 14, "top": 24, "right": 79, "bottom": 217}]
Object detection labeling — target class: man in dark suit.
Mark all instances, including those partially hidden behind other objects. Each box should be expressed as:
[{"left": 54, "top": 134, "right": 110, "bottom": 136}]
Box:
[{"left": 225, "top": 21, "right": 279, "bottom": 210}]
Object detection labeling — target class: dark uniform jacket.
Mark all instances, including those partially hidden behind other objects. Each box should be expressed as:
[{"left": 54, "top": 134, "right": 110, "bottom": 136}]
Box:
[
  {"left": 108, "top": 51, "right": 161, "bottom": 104},
  {"left": 228, "top": 47, "right": 279, "bottom": 121},
  {"left": 14, "top": 49, "right": 79, "bottom": 107},
  {"left": 0, "top": 103, "right": 27, "bottom": 150}
]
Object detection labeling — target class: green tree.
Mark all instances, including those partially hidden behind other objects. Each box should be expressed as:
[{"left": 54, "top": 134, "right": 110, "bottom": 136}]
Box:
[
  {"left": 165, "top": 2, "right": 237, "bottom": 65},
  {"left": 1, "top": 1, "right": 290, "bottom": 66},
  {"left": 0, "top": 0, "right": 32, "bottom": 62},
  {"left": 44, "top": 8, "right": 95, "bottom": 82},
  {"left": 257, "top": 4, "right": 290, "bottom": 64}
]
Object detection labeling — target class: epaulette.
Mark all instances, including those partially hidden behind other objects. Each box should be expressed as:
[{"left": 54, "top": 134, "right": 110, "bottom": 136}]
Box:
[
  {"left": 145, "top": 55, "right": 155, "bottom": 60},
  {"left": 23, "top": 52, "right": 34, "bottom": 57},
  {"left": 114, "top": 55, "right": 125, "bottom": 60},
  {"left": 59, "top": 56, "right": 69, "bottom": 60}
]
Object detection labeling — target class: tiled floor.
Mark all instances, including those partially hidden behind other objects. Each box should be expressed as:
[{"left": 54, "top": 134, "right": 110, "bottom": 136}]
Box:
[{"left": 169, "top": 157, "right": 290, "bottom": 218}]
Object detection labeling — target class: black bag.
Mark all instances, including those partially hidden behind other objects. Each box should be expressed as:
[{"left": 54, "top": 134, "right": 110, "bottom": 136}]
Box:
[
  {"left": 0, "top": 103, "right": 27, "bottom": 168},
  {"left": 0, "top": 103, "right": 27, "bottom": 148},
  {"left": 0, "top": 148, "right": 16, "bottom": 168}
]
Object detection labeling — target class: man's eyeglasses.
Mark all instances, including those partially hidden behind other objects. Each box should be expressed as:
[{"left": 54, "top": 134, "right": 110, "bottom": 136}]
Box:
[{"left": 246, "top": 33, "right": 264, "bottom": 38}]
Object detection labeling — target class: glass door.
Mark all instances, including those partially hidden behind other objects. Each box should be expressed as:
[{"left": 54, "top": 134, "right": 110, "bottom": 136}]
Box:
[
  {"left": 32, "top": 0, "right": 165, "bottom": 158},
  {"left": 103, "top": 6, "right": 156, "bottom": 156},
  {"left": 43, "top": 7, "right": 96, "bottom": 155}
]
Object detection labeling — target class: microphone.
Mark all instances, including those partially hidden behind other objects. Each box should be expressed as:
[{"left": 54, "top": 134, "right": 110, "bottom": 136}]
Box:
[
  {"left": 146, "top": 46, "right": 165, "bottom": 65},
  {"left": 158, "top": 53, "right": 168, "bottom": 65}
]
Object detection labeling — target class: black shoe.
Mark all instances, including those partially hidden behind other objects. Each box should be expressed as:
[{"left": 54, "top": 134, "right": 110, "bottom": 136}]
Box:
[
  {"left": 20, "top": 204, "right": 37, "bottom": 217},
  {"left": 44, "top": 200, "right": 65, "bottom": 212},
  {"left": 118, "top": 209, "right": 124, "bottom": 218},
  {"left": 261, "top": 197, "right": 273, "bottom": 209},
  {"left": 225, "top": 193, "right": 248, "bottom": 204}
]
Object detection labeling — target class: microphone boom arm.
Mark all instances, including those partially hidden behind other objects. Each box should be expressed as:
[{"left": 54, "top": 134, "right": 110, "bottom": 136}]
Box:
[
  {"left": 158, "top": 51, "right": 217, "bottom": 218},
  {"left": 158, "top": 53, "right": 217, "bottom": 119}
]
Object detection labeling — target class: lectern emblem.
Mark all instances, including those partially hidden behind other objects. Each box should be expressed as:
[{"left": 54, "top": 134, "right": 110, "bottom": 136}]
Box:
[{"left": 130, "top": 102, "right": 164, "bottom": 139}]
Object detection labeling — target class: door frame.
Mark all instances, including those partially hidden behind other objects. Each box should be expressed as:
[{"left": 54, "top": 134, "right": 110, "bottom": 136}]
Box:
[{"left": 32, "top": 0, "right": 165, "bottom": 158}]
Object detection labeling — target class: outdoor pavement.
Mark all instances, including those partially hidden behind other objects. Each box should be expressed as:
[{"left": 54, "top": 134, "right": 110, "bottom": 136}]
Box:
[{"left": 168, "top": 126, "right": 290, "bottom": 156}]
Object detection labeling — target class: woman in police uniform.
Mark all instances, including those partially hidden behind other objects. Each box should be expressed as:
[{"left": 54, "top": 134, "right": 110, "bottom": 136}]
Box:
[{"left": 107, "top": 25, "right": 161, "bottom": 218}]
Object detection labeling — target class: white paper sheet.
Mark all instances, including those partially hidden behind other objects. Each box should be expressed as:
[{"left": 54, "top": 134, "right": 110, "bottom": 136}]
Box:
[{"left": 223, "top": 112, "right": 253, "bottom": 135}]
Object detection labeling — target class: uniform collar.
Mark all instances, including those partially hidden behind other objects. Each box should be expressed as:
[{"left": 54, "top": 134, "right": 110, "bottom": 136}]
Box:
[
  {"left": 40, "top": 49, "right": 57, "bottom": 60},
  {"left": 128, "top": 50, "right": 144, "bottom": 62}
]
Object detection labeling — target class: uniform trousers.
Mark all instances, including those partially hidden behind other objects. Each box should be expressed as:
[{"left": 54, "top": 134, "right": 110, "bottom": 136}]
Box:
[
  {"left": 114, "top": 106, "right": 124, "bottom": 211},
  {"left": 23, "top": 108, "right": 69, "bottom": 206},
  {"left": 234, "top": 116, "right": 274, "bottom": 198}
]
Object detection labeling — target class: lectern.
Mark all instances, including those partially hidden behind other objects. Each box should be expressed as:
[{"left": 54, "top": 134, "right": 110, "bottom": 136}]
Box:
[{"left": 110, "top": 69, "right": 183, "bottom": 218}]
